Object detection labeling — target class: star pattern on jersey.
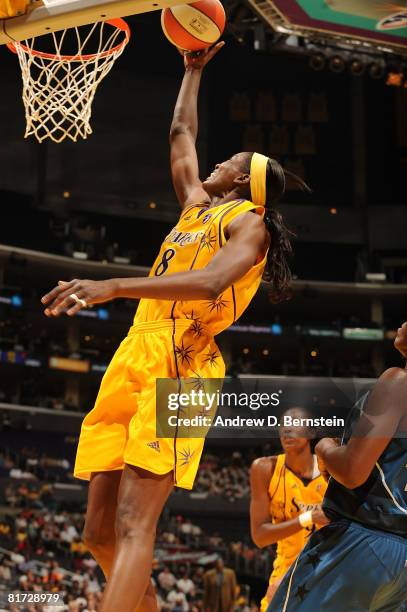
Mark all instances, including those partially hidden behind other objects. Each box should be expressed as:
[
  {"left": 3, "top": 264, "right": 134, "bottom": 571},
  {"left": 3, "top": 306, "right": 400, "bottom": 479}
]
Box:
[
  {"left": 178, "top": 446, "right": 195, "bottom": 467},
  {"left": 200, "top": 227, "right": 216, "bottom": 253},
  {"left": 305, "top": 551, "right": 321, "bottom": 569},
  {"left": 202, "top": 350, "right": 220, "bottom": 367},
  {"left": 206, "top": 294, "right": 229, "bottom": 314},
  {"left": 175, "top": 339, "right": 194, "bottom": 367},
  {"left": 295, "top": 584, "right": 310, "bottom": 602}
]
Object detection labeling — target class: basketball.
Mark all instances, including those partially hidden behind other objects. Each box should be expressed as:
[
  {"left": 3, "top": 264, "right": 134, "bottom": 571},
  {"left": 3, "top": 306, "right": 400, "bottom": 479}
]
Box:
[{"left": 161, "top": 0, "right": 226, "bottom": 52}]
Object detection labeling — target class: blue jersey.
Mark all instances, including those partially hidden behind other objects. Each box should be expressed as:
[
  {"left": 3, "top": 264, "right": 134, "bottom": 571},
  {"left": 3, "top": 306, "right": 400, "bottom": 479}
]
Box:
[{"left": 323, "top": 392, "right": 407, "bottom": 537}]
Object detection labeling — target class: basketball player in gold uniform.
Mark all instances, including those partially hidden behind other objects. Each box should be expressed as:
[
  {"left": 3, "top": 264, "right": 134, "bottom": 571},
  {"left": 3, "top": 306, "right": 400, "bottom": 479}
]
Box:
[
  {"left": 41, "top": 44, "right": 308, "bottom": 612},
  {"left": 250, "top": 407, "right": 328, "bottom": 610}
]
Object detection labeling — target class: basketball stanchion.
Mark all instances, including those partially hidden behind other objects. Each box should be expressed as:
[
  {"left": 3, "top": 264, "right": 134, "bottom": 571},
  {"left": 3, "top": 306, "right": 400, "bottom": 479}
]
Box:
[{"left": 7, "top": 18, "right": 130, "bottom": 143}]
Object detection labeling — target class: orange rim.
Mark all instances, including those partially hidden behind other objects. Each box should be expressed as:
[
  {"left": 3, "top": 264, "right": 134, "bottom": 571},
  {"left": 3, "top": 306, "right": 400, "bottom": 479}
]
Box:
[{"left": 7, "top": 18, "right": 130, "bottom": 61}]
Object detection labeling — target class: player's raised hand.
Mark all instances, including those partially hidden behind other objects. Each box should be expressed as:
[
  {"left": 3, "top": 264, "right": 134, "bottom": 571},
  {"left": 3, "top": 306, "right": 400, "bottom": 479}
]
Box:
[
  {"left": 180, "top": 41, "right": 225, "bottom": 70},
  {"left": 41, "top": 278, "right": 118, "bottom": 317}
]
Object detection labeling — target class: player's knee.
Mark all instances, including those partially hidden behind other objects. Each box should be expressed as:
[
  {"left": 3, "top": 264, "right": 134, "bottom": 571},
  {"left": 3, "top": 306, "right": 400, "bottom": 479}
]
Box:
[
  {"left": 115, "top": 501, "right": 156, "bottom": 541},
  {"left": 82, "top": 521, "right": 114, "bottom": 551}
]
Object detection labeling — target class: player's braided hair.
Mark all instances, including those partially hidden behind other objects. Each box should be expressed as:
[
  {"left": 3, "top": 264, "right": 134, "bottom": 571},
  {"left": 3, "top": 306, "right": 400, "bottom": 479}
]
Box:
[{"left": 242, "top": 153, "right": 311, "bottom": 303}]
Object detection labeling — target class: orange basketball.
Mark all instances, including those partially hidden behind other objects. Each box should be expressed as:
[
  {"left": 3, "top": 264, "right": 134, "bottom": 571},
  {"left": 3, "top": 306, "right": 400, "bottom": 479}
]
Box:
[{"left": 161, "top": 0, "right": 226, "bottom": 52}]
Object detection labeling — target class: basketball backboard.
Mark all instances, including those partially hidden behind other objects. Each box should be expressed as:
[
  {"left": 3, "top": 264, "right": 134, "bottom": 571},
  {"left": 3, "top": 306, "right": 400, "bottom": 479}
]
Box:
[{"left": 0, "top": 0, "right": 193, "bottom": 44}]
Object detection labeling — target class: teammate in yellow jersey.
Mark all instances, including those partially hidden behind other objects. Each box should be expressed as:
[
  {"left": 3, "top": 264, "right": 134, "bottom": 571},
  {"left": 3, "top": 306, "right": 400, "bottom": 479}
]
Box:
[
  {"left": 250, "top": 407, "right": 329, "bottom": 611},
  {"left": 41, "top": 43, "right": 309, "bottom": 612}
]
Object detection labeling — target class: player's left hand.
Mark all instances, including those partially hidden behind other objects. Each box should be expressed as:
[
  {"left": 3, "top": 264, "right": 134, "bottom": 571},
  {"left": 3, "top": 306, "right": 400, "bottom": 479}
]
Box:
[
  {"left": 41, "top": 278, "right": 118, "bottom": 316},
  {"left": 181, "top": 41, "right": 225, "bottom": 70},
  {"left": 311, "top": 504, "right": 330, "bottom": 527}
]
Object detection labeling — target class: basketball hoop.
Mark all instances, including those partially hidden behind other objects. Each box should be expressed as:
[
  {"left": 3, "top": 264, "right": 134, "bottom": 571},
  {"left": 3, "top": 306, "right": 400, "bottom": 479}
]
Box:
[{"left": 8, "top": 18, "right": 130, "bottom": 143}]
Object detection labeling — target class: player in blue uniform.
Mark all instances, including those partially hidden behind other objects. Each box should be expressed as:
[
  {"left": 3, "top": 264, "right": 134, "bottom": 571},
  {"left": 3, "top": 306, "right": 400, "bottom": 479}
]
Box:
[{"left": 269, "top": 322, "right": 407, "bottom": 611}]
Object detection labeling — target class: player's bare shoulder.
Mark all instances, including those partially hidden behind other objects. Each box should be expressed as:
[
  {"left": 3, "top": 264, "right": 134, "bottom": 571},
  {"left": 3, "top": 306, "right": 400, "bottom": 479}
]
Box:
[
  {"left": 250, "top": 455, "right": 277, "bottom": 484},
  {"left": 379, "top": 366, "right": 407, "bottom": 382},
  {"left": 367, "top": 367, "right": 407, "bottom": 427},
  {"left": 380, "top": 368, "right": 407, "bottom": 429},
  {"left": 378, "top": 367, "right": 407, "bottom": 401},
  {"left": 226, "top": 208, "right": 268, "bottom": 238}
]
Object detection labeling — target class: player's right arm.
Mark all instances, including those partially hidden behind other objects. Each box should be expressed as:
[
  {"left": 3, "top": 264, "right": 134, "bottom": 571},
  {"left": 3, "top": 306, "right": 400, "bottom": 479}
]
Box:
[
  {"left": 316, "top": 367, "right": 407, "bottom": 489},
  {"left": 169, "top": 43, "right": 224, "bottom": 209},
  {"left": 250, "top": 457, "right": 327, "bottom": 548}
]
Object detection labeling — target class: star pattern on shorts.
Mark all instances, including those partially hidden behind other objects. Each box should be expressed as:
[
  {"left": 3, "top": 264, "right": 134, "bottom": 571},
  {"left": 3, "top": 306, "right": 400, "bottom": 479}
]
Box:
[
  {"left": 202, "top": 350, "right": 219, "bottom": 367},
  {"left": 186, "top": 376, "right": 206, "bottom": 392},
  {"left": 198, "top": 406, "right": 210, "bottom": 419},
  {"left": 200, "top": 227, "right": 216, "bottom": 253},
  {"left": 206, "top": 294, "right": 228, "bottom": 314},
  {"left": 178, "top": 447, "right": 195, "bottom": 467},
  {"left": 305, "top": 552, "right": 321, "bottom": 569},
  {"left": 175, "top": 400, "right": 188, "bottom": 415},
  {"left": 295, "top": 584, "right": 309, "bottom": 602},
  {"left": 190, "top": 319, "right": 204, "bottom": 337},
  {"left": 175, "top": 339, "right": 194, "bottom": 367}
]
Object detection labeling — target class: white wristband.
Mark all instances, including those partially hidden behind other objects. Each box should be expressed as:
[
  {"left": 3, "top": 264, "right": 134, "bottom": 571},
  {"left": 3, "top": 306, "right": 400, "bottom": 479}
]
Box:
[{"left": 298, "top": 511, "right": 313, "bottom": 528}]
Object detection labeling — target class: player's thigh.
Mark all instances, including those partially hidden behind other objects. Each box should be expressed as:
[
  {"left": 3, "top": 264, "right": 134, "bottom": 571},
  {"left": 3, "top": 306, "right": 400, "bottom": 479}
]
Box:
[
  {"left": 115, "top": 465, "right": 173, "bottom": 536},
  {"left": 83, "top": 470, "right": 123, "bottom": 543}
]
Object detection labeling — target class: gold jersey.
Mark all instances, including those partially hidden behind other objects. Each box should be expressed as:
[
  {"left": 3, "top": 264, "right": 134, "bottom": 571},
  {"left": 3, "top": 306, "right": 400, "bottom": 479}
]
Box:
[
  {"left": 269, "top": 454, "right": 328, "bottom": 575},
  {"left": 134, "top": 199, "right": 266, "bottom": 335}
]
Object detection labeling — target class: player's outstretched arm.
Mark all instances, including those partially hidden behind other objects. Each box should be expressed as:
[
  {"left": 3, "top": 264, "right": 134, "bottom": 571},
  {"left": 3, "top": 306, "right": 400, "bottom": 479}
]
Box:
[
  {"left": 41, "top": 211, "right": 266, "bottom": 316},
  {"left": 316, "top": 367, "right": 407, "bottom": 489},
  {"left": 169, "top": 43, "right": 224, "bottom": 209}
]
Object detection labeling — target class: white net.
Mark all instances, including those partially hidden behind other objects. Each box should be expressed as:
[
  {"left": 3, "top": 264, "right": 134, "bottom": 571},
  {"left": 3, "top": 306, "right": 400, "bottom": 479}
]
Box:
[{"left": 11, "top": 19, "right": 130, "bottom": 143}]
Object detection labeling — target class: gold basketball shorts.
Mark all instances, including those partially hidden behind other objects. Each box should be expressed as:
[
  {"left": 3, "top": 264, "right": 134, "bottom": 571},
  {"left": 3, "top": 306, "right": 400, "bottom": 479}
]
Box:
[{"left": 73, "top": 319, "right": 225, "bottom": 489}]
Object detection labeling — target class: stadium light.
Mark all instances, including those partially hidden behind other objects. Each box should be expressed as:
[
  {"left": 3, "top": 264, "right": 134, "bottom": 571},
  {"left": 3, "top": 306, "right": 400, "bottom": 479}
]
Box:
[
  {"left": 309, "top": 52, "right": 326, "bottom": 71},
  {"left": 349, "top": 58, "right": 365, "bottom": 76},
  {"left": 329, "top": 55, "right": 346, "bottom": 73},
  {"left": 368, "top": 61, "right": 385, "bottom": 80}
]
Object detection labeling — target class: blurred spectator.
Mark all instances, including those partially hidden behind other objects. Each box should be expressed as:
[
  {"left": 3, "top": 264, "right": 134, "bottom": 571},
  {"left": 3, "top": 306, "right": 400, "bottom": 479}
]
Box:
[
  {"left": 158, "top": 565, "right": 177, "bottom": 592},
  {"left": 167, "top": 584, "right": 189, "bottom": 611},
  {"left": 176, "top": 566, "right": 195, "bottom": 597}
]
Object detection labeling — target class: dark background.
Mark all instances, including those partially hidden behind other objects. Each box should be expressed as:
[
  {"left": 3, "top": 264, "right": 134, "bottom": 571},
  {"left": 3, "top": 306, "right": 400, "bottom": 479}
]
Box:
[{"left": 1, "top": 11, "right": 406, "bottom": 209}]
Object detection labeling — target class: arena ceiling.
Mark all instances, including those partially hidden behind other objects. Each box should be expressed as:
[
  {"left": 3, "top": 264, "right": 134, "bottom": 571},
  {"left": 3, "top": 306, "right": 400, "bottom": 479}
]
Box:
[{"left": 245, "top": 0, "right": 407, "bottom": 53}]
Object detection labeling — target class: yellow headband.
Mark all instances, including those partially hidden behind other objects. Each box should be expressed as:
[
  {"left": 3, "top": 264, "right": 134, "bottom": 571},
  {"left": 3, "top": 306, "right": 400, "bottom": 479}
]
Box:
[{"left": 250, "top": 152, "right": 268, "bottom": 207}]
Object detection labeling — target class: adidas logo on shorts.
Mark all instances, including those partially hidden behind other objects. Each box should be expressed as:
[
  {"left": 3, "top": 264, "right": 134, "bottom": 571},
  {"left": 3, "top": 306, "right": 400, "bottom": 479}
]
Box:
[{"left": 147, "top": 441, "right": 161, "bottom": 453}]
